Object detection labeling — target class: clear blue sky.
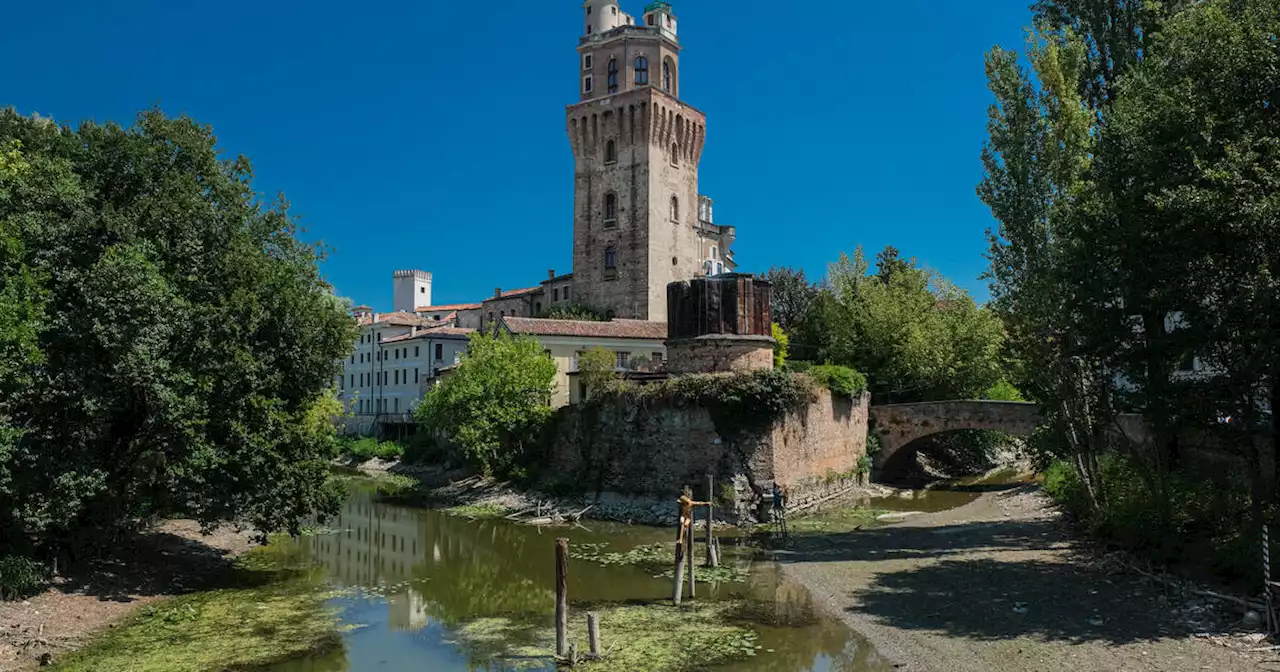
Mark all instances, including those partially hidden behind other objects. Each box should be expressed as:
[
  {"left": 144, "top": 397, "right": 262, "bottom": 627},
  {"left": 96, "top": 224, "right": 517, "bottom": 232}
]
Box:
[{"left": 3, "top": 0, "right": 1035, "bottom": 310}]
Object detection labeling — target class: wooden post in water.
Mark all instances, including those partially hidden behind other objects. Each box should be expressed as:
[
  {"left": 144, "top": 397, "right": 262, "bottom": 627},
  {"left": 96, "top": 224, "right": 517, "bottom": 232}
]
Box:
[
  {"left": 686, "top": 520, "right": 696, "bottom": 599},
  {"left": 555, "top": 538, "right": 569, "bottom": 657},
  {"left": 705, "top": 474, "right": 719, "bottom": 568},
  {"left": 672, "top": 514, "right": 686, "bottom": 605},
  {"left": 587, "top": 612, "right": 602, "bottom": 659}
]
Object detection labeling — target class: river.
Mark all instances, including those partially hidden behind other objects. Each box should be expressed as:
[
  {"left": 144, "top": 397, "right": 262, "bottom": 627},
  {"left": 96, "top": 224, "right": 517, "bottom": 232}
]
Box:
[{"left": 262, "top": 481, "right": 897, "bottom": 671}]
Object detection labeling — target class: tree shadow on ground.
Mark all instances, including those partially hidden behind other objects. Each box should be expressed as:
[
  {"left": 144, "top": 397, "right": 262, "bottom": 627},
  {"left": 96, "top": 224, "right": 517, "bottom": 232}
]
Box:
[
  {"left": 782, "top": 494, "right": 1192, "bottom": 646},
  {"left": 52, "top": 527, "right": 253, "bottom": 603}
]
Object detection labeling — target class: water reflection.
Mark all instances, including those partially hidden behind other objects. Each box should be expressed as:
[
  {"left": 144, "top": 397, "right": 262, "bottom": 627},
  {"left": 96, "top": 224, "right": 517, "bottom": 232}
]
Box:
[{"left": 268, "top": 482, "right": 892, "bottom": 672}]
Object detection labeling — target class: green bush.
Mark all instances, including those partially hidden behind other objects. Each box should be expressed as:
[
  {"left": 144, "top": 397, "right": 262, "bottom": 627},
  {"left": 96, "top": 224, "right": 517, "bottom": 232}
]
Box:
[
  {"left": 593, "top": 369, "right": 815, "bottom": 437},
  {"left": 340, "top": 438, "right": 403, "bottom": 462},
  {"left": 0, "top": 555, "right": 45, "bottom": 600},
  {"left": 782, "top": 360, "right": 813, "bottom": 374},
  {"left": 1043, "top": 455, "right": 1257, "bottom": 585},
  {"left": 806, "top": 365, "right": 867, "bottom": 398}
]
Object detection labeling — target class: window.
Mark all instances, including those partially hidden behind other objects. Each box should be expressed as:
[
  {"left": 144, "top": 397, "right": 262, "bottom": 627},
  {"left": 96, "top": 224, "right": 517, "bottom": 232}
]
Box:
[
  {"left": 414, "top": 346, "right": 419, "bottom": 357},
  {"left": 415, "top": 368, "right": 419, "bottom": 383},
  {"left": 339, "top": 375, "right": 344, "bottom": 391},
  {"left": 536, "top": 301, "right": 542, "bottom": 313},
  {"left": 612, "top": 6, "right": 617, "bottom": 15},
  {"left": 565, "top": 286, "right": 571, "bottom": 301},
  {"left": 394, "top": 370, "right": 399, "bottom": 385},
  {"left": 394, "top": 398, "right": 399, "bottom": 413},
  {"left": 671, "top": 142, "right": 679, "bottom": 165},
  {"left": 605, "top": 139, "right": 617, "bottom": 164},
  {"left": 604, "top": 246, "right": 618, "bottom": 270},
  {"left": 350, "top": 374, "right": 354, "bottom": 388},
  {"left": 670, "top": 196, "right": 680, "bottom": 221},
  {"left": 583, "top": 76, "right": 593, "bottom": 94},
  {"left": 350, "top": 355, "right": 354, "bottom": 364},
  {"left": 604, "top": 192, "right": 618, "bottom": 223},
  {"left": 584, "top": 54, "right": 593, "bottom": 70},
  {"left": 1177, "top": 353, "right": 1196, "bottom": 372},
  {"left": 377, "top": 333, "right": 382, "bottom": 341},
  {"left": 662, "top": 58, "right": 673, "bottom": 92},
  {"left": 711, "top": 246, "right": 718, "bottom": 259},
  {"left": 488, "top": 312, "right": 494, "bottom": 321},
  {"left": 554, "top": 288, "right": 560, "bottom": 301},
  {"left": 435, "top": 343, "right": 443, "bottom": 360},
  {"left": 394, "top": 349, "right": 399, "bottom": 360},
  {"left": 607, "top": 58, "right": 619, "bottom": 93},
  {"left": 654, "top": 351, "right": 664, "bottom": 362},
  {"left": 634, "top": 55, "right": 648, "bottom": 84},
  {"left": 616, "top": 352, "right": 630, "bottom": 369}
]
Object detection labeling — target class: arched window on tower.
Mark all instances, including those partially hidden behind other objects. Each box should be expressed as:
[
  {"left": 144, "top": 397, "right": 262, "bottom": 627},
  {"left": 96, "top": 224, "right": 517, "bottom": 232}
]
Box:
[
  {"left": 604, "top": 192, "right": 617, "bottom": 224},
  {"left": 670, "top": 142, "right": 679, "bottom": 166},
  {"left": 605, "top": 139, "right": 617, "bottom": 164},
  {"left": 662, "top": 58, "right": 674, "bottom": 93},
  {"left": 607, "top": 58, "right": 619, "bottom": 93},
  {"left": 634, "top": 55, "right": 649, "bottom": 85},
  {"left": 670, "top": 196, "right": 680, "bottom": 222},
  {"left": 604, "top": 245, "right": 618, "bottom": 270}
]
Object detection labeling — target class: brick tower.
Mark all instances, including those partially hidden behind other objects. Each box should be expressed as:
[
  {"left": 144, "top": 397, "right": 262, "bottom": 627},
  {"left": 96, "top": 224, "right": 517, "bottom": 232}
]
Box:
[{"left": 568, "top": 1, "right": 708, "bottom": 321}]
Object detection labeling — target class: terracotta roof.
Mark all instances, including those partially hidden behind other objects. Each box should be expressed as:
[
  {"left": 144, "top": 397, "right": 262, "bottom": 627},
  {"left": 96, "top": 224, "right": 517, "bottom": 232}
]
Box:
[
  {"left": 484, "top": 287, "right": 541, "bottom": 301},
  {"left": 417, "top": 302, "right": 482, "bottom": 312},
  {"left": 501, "top": 317, "right": 668, "bottom": 340},
  {"left": 357, "top": 311, "right": 431, "bottom": 327},
  {"left": 540, "top": 273, "right": 574, "bottom": 284},
  {"left": 380, "top": 327, "right": 475, "bottom": 343}
]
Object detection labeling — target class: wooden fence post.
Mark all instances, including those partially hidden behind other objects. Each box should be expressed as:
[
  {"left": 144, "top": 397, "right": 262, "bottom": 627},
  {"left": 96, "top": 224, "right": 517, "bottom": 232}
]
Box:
[
  {"left": 672, "top": 510, "right": 686, "bottom": 605},
  {"left": 587, "top": 612, "right": 602, "bottom": 659},
  {"left": 705, "top": 474, "right": 719, "bottom": 568},
  {"left": 556, "top": 538, "right": 569, "bottom": 657},
  {"left": 687, "top": 520, "right": 696, "bottom": 599}
]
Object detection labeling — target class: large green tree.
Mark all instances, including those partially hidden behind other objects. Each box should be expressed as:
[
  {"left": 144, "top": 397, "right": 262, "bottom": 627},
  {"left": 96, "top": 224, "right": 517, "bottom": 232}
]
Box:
[
  {"left": 417, "top": 332, "right": 557, "bottom": 476},
  {"left": 0, "top": 109, "right": 355, "bottom": 544},
  {"left": 793, "top": 246, "right": 1005, "bottom": 403}
]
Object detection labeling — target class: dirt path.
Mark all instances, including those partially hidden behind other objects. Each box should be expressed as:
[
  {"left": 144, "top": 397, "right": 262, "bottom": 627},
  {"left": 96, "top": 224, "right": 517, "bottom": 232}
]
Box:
[
  {"left": 781, "top": 484, "right": 1277, "bottom": 672},
  {"left": 0, "top": 521, "right": 257, "bottom": 671}
]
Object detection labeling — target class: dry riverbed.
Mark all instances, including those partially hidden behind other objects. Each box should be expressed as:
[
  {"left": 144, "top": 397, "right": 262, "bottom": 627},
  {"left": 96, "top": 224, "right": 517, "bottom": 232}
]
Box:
[{"left": 780, "top": 483, "right": 1276, "bottom": 672}]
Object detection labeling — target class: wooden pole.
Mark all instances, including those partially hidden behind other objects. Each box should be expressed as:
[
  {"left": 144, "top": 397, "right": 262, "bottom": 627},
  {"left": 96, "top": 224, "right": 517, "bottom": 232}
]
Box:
[
  {"left": 555, "top": 537, "right": 569, "bottom": 657},
  {"left": 672, "top": 518, "right": 686, "bottom": 605},
  {"left": 705, "top": 474, "right": 719, "bottom": 568},
  {"left": 686, "top": 520, "right": 696, "bottom": 599},
  {"left": 587, "top": 612, "right": 602, "bottom": 659}
]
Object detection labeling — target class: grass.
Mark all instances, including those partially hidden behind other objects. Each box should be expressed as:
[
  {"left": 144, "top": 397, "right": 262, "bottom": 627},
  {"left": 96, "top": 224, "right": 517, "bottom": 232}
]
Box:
[
  {"left": 53, "top": 539, "right": 343, "bottom": 672},
  {"left": 766, "top": 506, "right": 889, "bottom": 535},
  {"left": 440, "top": 502, "right": 513, "bottom": 519}
]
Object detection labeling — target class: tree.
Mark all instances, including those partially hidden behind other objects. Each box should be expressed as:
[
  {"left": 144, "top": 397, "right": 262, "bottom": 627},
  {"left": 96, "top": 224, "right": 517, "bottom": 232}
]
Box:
[
  {"left": 576, "top": 347, "right": 617, "bottom": 399},
  {"left": 765, "top": 266, "right": 816, "bottom": 334},
  {"left": 417, "top": 332, "right": 557, "bottom": 476},
  {"left": 771, "top": 323, "right": 789, "bottom": 368},
  {"left": 0, "top": 109, "right": 355, "bottom": 543},
  {"left": 797, "top": 246, "right": 1005, "bottom": 403}
]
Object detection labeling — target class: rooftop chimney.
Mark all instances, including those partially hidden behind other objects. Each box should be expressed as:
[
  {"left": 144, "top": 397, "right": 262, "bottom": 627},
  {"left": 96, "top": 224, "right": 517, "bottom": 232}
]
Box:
[
  {"left": 548, "top": 269, "right": 556, "bottom": 280},
  {"left": 494, "top": 287, "right": 502, "bottom": 298}
]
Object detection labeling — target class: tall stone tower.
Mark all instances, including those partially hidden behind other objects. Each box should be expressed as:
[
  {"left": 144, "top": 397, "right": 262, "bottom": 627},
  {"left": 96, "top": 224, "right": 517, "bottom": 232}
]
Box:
[{"left": 568, "top": 0, "right": 707, "bottom": 321}]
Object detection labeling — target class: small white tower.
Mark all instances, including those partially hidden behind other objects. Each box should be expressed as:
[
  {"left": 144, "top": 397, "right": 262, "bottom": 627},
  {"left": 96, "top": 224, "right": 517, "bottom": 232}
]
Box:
[
  {"left": 392, "top": 270, "right": 432, "bottom": 313},
  {"left": 584, "top": 0, "right": 629, "bottom": 37},
  {"left": 641, "top": 1, "right": 677, "bottom": 40}
]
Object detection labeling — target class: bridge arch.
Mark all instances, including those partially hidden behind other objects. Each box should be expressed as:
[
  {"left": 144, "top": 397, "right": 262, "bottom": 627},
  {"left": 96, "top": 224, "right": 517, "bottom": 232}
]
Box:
[{"left": 868, "top": 401, "right": 1042, "bottom": 474}]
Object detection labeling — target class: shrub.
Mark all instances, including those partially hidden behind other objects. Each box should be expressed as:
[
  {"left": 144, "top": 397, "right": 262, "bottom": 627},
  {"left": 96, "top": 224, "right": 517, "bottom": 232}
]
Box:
[
  {"left": 806, "top": 365, "right": 867, "bottom": 398},
  {"left": 592, "top": 369, "right": 814, "bottom": 437},
  {"left": 771, "top": 323, "right": 789, "bottom": 368},
  {"left": 984, "top": 379, "right": 1026, "bottom": 402},
  {"left": 340, "top": 438, "right": 402, "bottom": 462},
  {"left": 782, "top": 360, "right": 813, "bottom": 374},
  {"left": 0, "top": 555, "right": 45, "bottom": 600}
]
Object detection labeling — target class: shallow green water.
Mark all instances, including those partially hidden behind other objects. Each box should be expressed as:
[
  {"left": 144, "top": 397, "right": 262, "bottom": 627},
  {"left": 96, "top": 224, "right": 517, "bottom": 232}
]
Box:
[
  {"left": 264, "top": 483, "right": 894, "bottom": 671},
  {"left": 867, "top": 469, "right": 1034, "bottom": 513}
]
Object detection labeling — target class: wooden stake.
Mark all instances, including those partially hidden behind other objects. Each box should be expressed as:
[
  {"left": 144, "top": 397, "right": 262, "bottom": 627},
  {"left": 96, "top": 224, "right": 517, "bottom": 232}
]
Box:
[
  {"left": 687, "top": 520, "right": 696, "bottom": 599},
  {"left": 587, "top": 612, "right": 602, "bottom": 659},
  {"left": 705, "top": 474, "right": 719, "bottom": 568},
  {"left": 555, "top": 537, "right": 569, "bottom": 657},
  {"left": 672, "top": 521, "right": 686, "bottom": 605}
]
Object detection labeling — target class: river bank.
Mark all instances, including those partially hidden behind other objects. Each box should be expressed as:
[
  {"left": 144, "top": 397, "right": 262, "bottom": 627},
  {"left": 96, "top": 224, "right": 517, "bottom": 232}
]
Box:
[
  {"left": 778, "top": 481, "right": 1272, "bottom": 672},
  {"left": 0, "top": 521, "right": 259, "bottom": 671}
]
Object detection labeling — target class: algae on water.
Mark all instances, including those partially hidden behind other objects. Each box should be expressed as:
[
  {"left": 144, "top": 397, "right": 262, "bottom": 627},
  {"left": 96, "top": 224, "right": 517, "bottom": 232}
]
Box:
[{"left": 571, "top": 542, "right": 748, "bottom": 583}]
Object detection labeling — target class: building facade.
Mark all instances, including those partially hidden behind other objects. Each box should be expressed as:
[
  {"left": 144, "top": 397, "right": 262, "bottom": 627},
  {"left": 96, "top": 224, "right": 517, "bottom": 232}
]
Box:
[{"left": 567, "top": 0, "right": 735, "bottom": 321}]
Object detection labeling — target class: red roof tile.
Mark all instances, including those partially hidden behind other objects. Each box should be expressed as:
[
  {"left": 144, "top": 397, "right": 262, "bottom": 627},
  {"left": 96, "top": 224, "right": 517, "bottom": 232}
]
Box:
[
  {"left": 380, "top": 326, "right": 475, "bottom": 343},
  {"left": 356, "top": 311, "right": 431, "bottom": 327},
  {"left": 417, "top": 302, "right": 482, "bottom": 312},
  {"left": 501, "top": 317, "right": 668, "bottom": 340}
]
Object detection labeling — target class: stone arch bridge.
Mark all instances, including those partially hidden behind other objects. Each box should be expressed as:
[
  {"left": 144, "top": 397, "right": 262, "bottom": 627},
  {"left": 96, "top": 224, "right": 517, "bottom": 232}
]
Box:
[{"left": 868, "top": 401, "right": 1043, "bottom": 473}]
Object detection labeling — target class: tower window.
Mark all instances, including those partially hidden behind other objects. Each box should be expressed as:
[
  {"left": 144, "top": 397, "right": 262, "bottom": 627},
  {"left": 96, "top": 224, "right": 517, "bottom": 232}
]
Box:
[
  {"left": 605, "top": 139, "right": 617, "bottom": 164},
  {"left": 607, "top": 58, "right": 619, "bottom": 93},
  {"left": 583, "top": 76, "right": 593, "bottom": 94},
  {"left": 604, "top": 246, "right": 618, "bottom": 270},
  {"left": 634, "top": 55, "right": 649, "bottom": 85},
  {"left": 671, "top": 142, "right": 679, "bottom": 165},
  {"left": 670, "top": 196, "right": 680, "bottom": 222},
  {"left": 604, "top": 192, "right": 618, "bottom": 224},
  {"left": 662, "top": 58, "right": 674, "bottom": 93},
  {"left": 711, "top": 246, "right": 719, "bottom": 260},
  {"left": 584, "top": 54, "right": 593, "bottom": 70}
]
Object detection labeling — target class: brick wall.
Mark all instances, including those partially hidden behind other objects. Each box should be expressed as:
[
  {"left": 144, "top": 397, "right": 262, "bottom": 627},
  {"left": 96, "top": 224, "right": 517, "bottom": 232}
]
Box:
[
  {"left": 666, "top": 335, "right": 774, "bottom": 374},
  {"left": 546, "top": 386, "right": 870, "bottom": 516}
]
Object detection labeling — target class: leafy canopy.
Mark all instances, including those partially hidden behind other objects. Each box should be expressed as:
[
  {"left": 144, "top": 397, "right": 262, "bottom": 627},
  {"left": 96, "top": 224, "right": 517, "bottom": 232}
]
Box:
[{"left": 417, "top": 332, "right": 558, "bottom": 476}]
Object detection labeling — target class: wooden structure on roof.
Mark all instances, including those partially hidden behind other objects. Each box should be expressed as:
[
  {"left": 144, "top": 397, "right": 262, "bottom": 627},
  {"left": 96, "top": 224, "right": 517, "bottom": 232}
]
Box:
[{"left": 667, "top": 274, "right": 773, "bottom": 340}]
